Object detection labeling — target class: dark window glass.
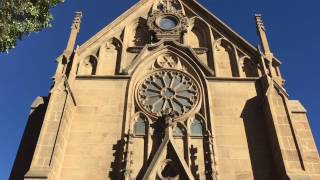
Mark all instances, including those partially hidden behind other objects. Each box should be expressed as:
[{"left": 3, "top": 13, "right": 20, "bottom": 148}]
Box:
[
  {"left": 191, "top": 119, "right": 203, "bottom": 136},
  {"left": 133, "top": 117, "right": 146, "bottom": 136},
  {"left": 159, "top": 16, "right": 178, "bottom": 30},
  {"left": 173, "top": 126, "right": 184, "bottom": 137}
]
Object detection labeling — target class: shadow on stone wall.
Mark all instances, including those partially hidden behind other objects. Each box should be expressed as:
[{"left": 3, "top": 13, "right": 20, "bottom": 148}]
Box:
[
  {"left": 109, "top": 139, "right": 126, "bottom": 180},
  {"left": 190, "top": 145, "right": 200, "bottom": 180},
  {"left": 10, "top": 97, "right": 48, "bottom": 180},
  {"left": 241, "top": 95, "right": 277, "bottom": 180}
]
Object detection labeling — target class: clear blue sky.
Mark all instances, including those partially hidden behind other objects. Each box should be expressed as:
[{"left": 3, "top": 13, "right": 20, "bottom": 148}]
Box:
[{"left": 0, "top": 0, "right": 319, "bottom": 179}]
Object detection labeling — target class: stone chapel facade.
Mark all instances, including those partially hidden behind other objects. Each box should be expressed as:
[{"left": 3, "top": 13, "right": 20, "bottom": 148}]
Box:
[{"left": 10, "top": 0, "right": 320, "bottom": 179}]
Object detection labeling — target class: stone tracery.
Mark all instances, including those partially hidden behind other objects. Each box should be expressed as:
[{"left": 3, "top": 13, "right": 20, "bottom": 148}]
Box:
[{"left": 137, "top": 70, "right": 199, "bottom": 119}]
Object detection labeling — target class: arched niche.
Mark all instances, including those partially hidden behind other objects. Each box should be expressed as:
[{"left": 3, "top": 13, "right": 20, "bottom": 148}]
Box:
[
  {"left": 130, "top": 112, "right": 150, "bottom": 178},
  {"left": 121, "top": 45, "right": 216, "bottom": 179},
  {"left": 214, "top": 38, "right": 240, "bottom": 77},
  {"left": 173, "top": 123, "right": 187, "bottom": 137},
  {"left": 173, "top": 123, "right": 188, "bottom": 162},
  {"left": 132, "top": 113, "right": 149, "bottom": 136},
  {"left": 239, "top": 56, "right": 259, "bottom": 77},
  {"left": 99, "top": 37, "right": 122, "bottom": 75},
  {"left": 189, "top": 114, "right": 206, "bottom": 137},
  {"left": 77, "top": 55, "right": 98, "bottom": 75},
  {"left": 188, "top": 114, "right": 206, "bottom": 179},
  {"left": 128, "top": 18, "right": 150, "bottom": 47},
  {"left": 188, "top": 17, "right": 214, "bottom": 70}
]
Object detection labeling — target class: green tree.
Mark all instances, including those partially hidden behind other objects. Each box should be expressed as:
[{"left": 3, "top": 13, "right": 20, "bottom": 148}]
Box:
[{"left": 0, "top": 0, "right": 64, "bottom": 53}]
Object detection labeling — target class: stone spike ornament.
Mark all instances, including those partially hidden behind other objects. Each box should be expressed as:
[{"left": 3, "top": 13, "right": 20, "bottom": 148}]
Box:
[
  {"left": 64, "top": 12, "right": 83, "bottom": 58},
  {"left": 255, "top": 14, "right": 273, "bottom": 59}
]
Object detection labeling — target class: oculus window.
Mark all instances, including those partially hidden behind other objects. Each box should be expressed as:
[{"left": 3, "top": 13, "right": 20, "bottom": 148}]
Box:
[{"left": 159, "top": 16, "right": 178, "bottom": 30}]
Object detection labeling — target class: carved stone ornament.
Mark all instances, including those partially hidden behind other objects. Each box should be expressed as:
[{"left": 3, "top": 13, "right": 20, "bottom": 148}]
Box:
[
  {"left": 136, "top": 69, "right": 200, "bottom": 119},
  {"left": 155, "top": 54, "right": 180, "bottom": 68},
  {"left": 148, "top": 0, "right": 189, "bottom": 40}
]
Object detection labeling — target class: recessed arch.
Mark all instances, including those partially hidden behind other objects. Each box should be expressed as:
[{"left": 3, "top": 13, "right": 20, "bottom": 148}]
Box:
[
  {"left": 123, "top": 42, "right": 215, "bottom": 180},
  {"left": 98, "top": 37, "right": 123, "bottom": 75},
  {"left": 188, "top": 17, "right": 211, "bottom": 48},
  {"left": 173, "top": 123, "right": 187, "bottom": 137},
  {"left": 131, "top": 112, "right": 150, "bottom": 136},
  {"left": 77, "top": 55, "right": 98, "bottom": 75},
  {"left": 239, "top": 56, "right": 259, "bottom": 77},
  {"left": 214, "top": 38, "right": 240, "bottom": 77},
  {"left": 187, "top": 17, "right": 214, "bottom": 70},
  {"left": 189, "top": 114, "right": 206, "bottom": 137}
]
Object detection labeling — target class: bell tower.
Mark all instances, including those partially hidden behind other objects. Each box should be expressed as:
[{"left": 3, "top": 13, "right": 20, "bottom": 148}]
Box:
[{"left": 11, "top": 0, "right": 320, "bottom": 180}]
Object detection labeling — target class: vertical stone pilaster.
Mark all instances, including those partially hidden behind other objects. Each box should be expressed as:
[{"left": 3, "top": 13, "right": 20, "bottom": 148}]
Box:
[
  {"left": 25, "top": 80, "right": 68, "bottom": 179},
  {"left": 289, "top": 101, "right": 320, "bottom": 179},
  {"left": 261, "top": 80, "right": 316, "bottom": 179}
]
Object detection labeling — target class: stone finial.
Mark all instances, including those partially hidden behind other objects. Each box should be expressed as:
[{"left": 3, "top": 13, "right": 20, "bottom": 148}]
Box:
[
  {"left": 255, "top": 13, "right": 273, "bottom": 60},
  {"left": 65, "top": 11, "right": 83, "bottom": 59},
  {"left": 71, "top": 11, "right": 83, "bottom": 31},
  {"left": 255, "top": 14, "right": 265, "bottom": 31}
]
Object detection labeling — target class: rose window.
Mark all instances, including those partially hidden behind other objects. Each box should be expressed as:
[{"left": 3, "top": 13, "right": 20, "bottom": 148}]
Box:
[{"left": 137, "top": 70, "right": 199, "bottom": 118}]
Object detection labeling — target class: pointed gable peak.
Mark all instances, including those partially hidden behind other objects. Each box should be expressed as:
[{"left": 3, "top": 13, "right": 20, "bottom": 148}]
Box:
[{"left": 151, "top": 0, "right": 186, "bottom": 15}]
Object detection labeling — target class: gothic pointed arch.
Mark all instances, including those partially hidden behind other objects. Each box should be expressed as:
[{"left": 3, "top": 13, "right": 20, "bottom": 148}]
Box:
[
  {"left": 190, "top": 115, "right": 205, "bottom": 137},
  {"left": 77, "top": 55, "right": 98, "bottom": 75},
  {"left": 124, "top": 41, "right": 214, "bottom": 77},
  {"left": 239, "top": 56, "right": 259, "bottom": 77},
  {"left": 122, "top": 41, "right": 216, "bottom": 179},
  {"left": 128, "top": 112, "right": 151, "bottom": 177},
  {"left": 214, "top": 38, "right": 240, "bottom": 77},
  {"left": 98, "top": 37, "right": 123, "bottom": 75},
  {"left": 173, "top": 122, "right": 188, "bottom": 162},
  {"left": 131, "top": 112, "right": 150, "bottom": 136},
  {"left": 173, "top": 123, "right": 187, "bottom": 137},
  {"left": 187, "top": 17, "right": 214, "bottom": 70}
]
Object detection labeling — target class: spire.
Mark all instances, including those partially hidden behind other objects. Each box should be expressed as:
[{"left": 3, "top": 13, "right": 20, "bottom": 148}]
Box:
[
  {"left": 64, "top": 12, "right": 83, "bottom": 58},
  {"left": 255, "top": 14, "right": 273, "bottom": 60}
]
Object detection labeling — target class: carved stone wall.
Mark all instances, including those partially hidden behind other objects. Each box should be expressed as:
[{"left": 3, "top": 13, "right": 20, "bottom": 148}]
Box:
[{"left": 12, "top": 0, "right": 320, "bottom": 180}]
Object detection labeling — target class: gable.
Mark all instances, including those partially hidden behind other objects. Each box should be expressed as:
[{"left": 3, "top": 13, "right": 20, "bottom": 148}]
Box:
[
  {"left": 70, "top": 0, "right": 283, "bottom": 79},
  {"left": 76, "top": 0, "right": 277, "bottom": 59}
]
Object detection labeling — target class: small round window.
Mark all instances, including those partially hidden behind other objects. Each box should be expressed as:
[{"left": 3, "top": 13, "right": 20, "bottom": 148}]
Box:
[{"left": 159, "top": 16, "right": 179, "bottom": 30}]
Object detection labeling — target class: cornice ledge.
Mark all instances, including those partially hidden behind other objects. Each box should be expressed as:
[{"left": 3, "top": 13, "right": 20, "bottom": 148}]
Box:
[
  {"left": 206, "top": 77, "right": 260, "bottom": 81},
  {"left": 24, "top": 167, "right": 50, "bottom": 179},
  {"left": 75, "top": 75, "right": 131, "bottom": 80}
]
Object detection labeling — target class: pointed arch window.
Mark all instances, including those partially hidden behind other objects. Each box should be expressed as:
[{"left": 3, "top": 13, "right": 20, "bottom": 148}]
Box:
[
  {"left": 133, "top": 117, "right": 147, "bottom": 136},
  {"left": 77, "top": 55, "right": 97, "bottom": 75},
  {"left": 191, "top": 118, "right": 203, "bottom": 137},
  {"left": 173, "top": 125, "right": 184, "bottom": 137}
]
